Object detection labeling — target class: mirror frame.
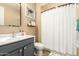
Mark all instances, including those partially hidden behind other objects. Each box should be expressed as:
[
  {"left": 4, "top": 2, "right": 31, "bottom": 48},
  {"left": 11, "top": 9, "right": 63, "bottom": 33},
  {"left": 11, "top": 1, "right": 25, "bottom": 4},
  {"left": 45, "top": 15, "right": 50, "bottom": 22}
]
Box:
[
  {"left": 20, "top": 3, "right": 21, "bottom": 27},
  {"left": 0, "top": 3, "right": 22, "bottom": 27}
]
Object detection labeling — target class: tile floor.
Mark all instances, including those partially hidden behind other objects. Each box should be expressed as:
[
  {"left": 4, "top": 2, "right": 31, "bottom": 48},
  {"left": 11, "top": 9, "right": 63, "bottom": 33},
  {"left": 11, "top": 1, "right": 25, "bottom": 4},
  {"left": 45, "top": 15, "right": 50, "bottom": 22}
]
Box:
[{"left": 34, "top": 49, "right": 71, "bottom": 56}]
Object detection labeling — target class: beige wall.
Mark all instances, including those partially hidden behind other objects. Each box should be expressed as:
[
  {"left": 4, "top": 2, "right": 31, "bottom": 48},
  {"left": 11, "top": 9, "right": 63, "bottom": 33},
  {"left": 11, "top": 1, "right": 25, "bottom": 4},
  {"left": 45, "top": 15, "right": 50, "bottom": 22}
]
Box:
[
  {"left": 35, "top": 4, "right": 41, "bottom": 42},
  {"left": 21, "top": 3, "right": 36, "bottom": 35},
  {"left": 0, "top": 26, "right": 20, "bottom": 34}
]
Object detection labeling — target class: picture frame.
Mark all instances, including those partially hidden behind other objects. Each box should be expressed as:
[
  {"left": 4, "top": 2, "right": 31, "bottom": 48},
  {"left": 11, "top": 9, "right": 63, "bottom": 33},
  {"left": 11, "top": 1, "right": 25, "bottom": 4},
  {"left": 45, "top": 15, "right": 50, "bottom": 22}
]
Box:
[{"left": 25, "top": 5, "right": 35, "bottom": 20}]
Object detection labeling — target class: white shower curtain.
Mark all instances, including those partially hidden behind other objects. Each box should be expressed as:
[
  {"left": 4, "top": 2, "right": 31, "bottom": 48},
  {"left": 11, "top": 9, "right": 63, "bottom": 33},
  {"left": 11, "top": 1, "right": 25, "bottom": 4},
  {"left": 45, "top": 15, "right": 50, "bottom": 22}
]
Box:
[{"left": 41, "top": 4, "right": 77, "bottom": 55}]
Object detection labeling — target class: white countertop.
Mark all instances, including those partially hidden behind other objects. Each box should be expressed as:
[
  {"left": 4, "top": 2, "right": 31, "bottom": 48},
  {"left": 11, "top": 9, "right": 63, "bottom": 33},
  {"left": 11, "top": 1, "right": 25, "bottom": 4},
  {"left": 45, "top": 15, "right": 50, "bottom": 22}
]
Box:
[{"left": 0, "top": 35, "right": 35, "bottom": 46}]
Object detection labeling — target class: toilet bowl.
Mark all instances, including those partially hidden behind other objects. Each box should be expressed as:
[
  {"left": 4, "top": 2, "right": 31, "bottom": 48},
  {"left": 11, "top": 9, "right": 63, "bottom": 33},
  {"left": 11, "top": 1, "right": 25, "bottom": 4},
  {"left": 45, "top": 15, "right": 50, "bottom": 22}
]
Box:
[{"left": 34, "top": 42, "right": 44, "bottom": 56}]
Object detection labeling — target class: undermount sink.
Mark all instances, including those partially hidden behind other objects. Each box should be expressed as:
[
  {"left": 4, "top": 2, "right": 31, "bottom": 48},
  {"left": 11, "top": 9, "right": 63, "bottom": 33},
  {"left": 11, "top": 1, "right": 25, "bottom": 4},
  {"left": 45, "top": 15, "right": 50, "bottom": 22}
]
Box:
[
  {"left": 0, "top": 37, "right": 11, "bottom": 42},
  {"left": 0, "top": 33, "right": 34, "bottom": 43}
]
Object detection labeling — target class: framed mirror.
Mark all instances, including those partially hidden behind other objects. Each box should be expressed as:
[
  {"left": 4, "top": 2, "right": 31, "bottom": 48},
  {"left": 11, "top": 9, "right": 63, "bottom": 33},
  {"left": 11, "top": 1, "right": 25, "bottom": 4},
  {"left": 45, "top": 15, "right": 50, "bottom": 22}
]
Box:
[{"left": 0, "top": 3, "right": 21, "bottom": 27}]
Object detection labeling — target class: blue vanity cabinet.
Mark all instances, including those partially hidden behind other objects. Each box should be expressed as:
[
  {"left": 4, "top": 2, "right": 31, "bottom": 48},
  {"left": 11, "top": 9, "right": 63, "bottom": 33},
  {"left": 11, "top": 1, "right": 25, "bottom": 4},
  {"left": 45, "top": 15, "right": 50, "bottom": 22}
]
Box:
[
  {"left": 6, "top": 50, "right": 20, "bottom": 56},
  {"left": 0, "top": 37, "right": 34, "bottom": 56}
]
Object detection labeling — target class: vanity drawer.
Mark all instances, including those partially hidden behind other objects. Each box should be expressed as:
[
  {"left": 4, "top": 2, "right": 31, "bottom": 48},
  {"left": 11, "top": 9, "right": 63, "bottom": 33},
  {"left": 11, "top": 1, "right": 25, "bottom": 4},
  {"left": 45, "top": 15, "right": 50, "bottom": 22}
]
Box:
[{"left": 0, "top": 38, "right": 34, "bottom": 55}]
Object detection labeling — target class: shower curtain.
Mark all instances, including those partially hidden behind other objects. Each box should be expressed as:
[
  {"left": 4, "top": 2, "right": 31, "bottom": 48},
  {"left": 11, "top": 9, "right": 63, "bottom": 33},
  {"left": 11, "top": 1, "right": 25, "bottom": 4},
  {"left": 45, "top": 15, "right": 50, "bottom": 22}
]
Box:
[{"left": 41, "top": 4, "right": 77, "bottom": 55}]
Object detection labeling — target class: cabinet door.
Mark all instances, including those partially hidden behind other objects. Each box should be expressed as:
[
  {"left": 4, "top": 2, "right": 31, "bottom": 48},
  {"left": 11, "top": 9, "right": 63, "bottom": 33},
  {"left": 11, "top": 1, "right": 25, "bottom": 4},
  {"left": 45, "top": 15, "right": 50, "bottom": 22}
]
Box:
[
  {"left": 6, "top": 50, "right": 20, "bottom": 56},
  {"left": 24, "top": 43, "right": 34, "bottom": 56}
]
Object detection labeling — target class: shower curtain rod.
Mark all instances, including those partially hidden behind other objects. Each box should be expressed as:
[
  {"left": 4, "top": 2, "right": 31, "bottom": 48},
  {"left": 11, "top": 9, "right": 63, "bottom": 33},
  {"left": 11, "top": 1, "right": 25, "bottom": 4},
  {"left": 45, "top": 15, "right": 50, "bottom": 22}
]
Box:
[
  {"left": 58, "top": 3, "right": 74, "bottom": 7},
  {"left": 41, "top": 3, "right": 75, "bottom": 13}
]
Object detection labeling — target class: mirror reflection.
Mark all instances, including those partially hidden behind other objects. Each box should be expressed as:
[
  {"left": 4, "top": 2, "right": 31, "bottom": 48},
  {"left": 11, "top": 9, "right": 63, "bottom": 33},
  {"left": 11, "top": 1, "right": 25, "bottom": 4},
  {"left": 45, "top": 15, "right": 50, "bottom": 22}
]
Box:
[{"left": 0, "top": 3, "right": 21, "bottom": 26}]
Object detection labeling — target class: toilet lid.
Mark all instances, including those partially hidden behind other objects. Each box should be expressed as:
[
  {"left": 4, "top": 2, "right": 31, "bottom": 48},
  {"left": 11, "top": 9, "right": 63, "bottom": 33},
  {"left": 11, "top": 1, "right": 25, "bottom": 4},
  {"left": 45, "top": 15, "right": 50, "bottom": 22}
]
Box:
[{"left": 34, "top": 43, "right": 44, "bottom": 47}]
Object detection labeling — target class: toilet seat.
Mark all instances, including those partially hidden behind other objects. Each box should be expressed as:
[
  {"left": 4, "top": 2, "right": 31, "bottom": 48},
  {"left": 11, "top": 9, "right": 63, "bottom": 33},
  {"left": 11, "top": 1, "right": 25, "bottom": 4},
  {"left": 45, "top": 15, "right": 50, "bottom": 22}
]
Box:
[
  {"left": 34, "top": 42, "right": 44, "bottom": 56},
  {"left": 34, "top": 42, "right": 44, "bottom": 50}
]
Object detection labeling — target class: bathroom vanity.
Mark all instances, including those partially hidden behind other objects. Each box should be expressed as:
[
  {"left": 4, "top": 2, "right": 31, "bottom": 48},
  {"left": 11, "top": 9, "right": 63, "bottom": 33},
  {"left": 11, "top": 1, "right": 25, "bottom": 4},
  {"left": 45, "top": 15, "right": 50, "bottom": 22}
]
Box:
[{"left": 0, "top": 35, "right": 34, "bottom": 56}]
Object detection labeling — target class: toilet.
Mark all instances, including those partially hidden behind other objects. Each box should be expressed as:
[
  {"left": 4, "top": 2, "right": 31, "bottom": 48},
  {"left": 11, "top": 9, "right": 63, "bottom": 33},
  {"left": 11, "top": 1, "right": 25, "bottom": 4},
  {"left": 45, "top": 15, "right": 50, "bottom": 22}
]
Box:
[{"left": 34, "top": 42, "right": 44, "bottom": 56}]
